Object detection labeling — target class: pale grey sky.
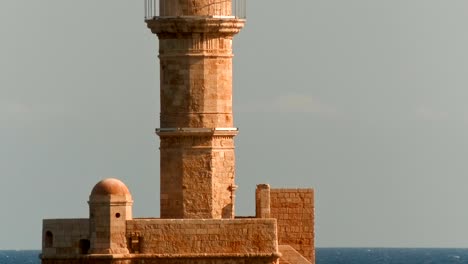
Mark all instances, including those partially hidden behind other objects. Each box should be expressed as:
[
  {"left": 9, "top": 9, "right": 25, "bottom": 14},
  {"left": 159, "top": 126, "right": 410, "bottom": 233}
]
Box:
[{"left": 2, "top": 0, "right": 468, "bottom": 249}]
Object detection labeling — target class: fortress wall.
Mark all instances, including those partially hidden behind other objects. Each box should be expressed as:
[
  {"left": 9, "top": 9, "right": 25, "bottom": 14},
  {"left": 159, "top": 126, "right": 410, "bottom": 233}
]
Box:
[
  {"left": 42, "top": 219, "right": 89, "bottom": 257},
  {"left": 269, "top": 189, "right": 314, "bottom": 263},
  {"left": 127, "top": 218, "right": 278, "bottom": 254}
]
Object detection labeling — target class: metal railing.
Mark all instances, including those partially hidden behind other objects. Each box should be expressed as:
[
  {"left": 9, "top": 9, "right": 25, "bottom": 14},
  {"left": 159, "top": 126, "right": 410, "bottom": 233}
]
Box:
[
  {"left": 144, "top": 0, "right": 246, "bottom": 20},
  {"left": 145, "top": 0, "right": 158, "bottom": 20},
  {"left": 233, "top": 0, "right": 246, "bottom": 19}
]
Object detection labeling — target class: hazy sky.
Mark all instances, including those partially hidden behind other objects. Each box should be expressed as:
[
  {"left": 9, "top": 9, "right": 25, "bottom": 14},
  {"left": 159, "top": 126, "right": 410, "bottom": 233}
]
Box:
[{"left": 2, "top": 0, "right": 468, "bottom": 249}]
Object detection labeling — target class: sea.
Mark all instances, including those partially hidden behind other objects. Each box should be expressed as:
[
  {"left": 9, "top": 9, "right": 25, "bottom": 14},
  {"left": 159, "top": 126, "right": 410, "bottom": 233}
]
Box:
[{"left": 2, "top": 248, "right": 468, "bottom": 264}]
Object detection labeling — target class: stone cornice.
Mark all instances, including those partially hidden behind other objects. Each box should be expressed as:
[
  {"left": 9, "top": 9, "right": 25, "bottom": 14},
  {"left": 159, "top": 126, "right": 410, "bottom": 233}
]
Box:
[
  {"left": 156, "top": 127, "right": 238, "bottom": 137},
  {"left": 146, "top": 17, "right": 245, "bottom": 36}
]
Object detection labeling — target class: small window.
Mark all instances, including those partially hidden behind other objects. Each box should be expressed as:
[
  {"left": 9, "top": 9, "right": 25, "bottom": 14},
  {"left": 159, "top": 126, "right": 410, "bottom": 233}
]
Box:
[
  {"left": 115, "top": 213, "right": 121, "bottom": 218},
  {"left": 79, "top": 239, "right": 90, "bottom": 254},
  {"left": 45, "top": 231, "right": 53, "bottom": 248}
]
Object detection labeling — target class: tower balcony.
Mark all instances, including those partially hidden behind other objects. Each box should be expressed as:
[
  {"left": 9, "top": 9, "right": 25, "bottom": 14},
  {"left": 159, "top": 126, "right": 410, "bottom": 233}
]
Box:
[{"left": 144, "top": 0, "right": 246, "bottom": 20}]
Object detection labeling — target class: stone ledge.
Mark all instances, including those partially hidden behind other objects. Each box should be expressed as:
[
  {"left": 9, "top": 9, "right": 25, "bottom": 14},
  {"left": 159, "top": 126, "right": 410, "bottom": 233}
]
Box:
[
  {"left": 41, "top": 252, "right": 281, "bottom": 260},
  {"left": 156, "top": 128, "right": 238, "bottom": 137}
]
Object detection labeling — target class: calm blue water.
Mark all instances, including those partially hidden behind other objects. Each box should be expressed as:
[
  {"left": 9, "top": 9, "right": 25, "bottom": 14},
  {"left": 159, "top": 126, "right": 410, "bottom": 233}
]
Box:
[
  {"left": 317, "top": 248, "right": 468, "bottom": 263},
  {"left": 2, "top": 248, "right": 468, "bottom": 264},
  {"left": 0, "top": 251, "right": 38, "bottom": 264}
]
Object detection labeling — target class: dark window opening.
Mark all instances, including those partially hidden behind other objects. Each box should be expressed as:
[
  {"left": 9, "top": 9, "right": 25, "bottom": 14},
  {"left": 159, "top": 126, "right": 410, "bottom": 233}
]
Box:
[
  {"left": 45, "top": 231, "right": 53, "bottom": 248},
  {"left": 79, "top": 239, "right": 90, "bottom": 254},
  {"left": 115, "top": 213, "right": 121, "bottom": 218},
  {"left": 128, "top": 234, "right": 141, "bottom": 253}
]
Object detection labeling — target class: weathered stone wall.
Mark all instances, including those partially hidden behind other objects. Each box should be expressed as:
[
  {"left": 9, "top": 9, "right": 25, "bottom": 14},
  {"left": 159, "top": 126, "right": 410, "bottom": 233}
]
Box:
[
  {"left": 158, "top": 39, "right": 234, "bottom": 128},
  {"left": 159, "top": 132, "right": 236, "bottom": 219},
  {"left": 42, "top": 219, "right": 89, "bottom": 257},
  {"left": 126, "top": 218, "right": 278, "bottom": 254},
  {"left": 211, "top": 142, "right": 236, "bottom": 218},
  {"left": 269, "top": 189, "right": 314, "bottom": 263}
]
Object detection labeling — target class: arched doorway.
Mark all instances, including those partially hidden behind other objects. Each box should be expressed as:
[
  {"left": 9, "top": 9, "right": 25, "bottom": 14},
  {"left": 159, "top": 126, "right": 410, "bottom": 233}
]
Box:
[{"left": 45, "top": 231, "right": 53, "bottom": 248}]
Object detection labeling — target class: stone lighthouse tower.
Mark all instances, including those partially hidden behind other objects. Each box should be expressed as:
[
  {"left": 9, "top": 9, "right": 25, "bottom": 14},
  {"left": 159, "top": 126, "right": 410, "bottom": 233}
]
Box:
[{"left": 145, "top": 0, "right": 245, "bottom": 219}]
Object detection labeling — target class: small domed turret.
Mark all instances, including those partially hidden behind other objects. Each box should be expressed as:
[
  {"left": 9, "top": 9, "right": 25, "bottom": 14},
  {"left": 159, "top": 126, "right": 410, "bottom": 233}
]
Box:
[{"left": 88, "top": 178, "right": 133, "bottom": 254}]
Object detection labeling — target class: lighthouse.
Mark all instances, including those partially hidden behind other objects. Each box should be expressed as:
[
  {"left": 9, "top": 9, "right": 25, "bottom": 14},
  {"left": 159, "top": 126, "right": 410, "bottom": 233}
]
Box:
[
  {"left": 145, "top": 0, "right": 246, "bottom": 219},
  {"left": 40, "top": 1, "right": 315, "bottom": 263}
]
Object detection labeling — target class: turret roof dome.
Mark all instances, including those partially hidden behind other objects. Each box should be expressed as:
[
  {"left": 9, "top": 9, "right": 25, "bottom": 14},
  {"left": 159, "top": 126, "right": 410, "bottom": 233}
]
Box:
[{"left": 90, "top": 178, "right": 131, "bottom": 196}]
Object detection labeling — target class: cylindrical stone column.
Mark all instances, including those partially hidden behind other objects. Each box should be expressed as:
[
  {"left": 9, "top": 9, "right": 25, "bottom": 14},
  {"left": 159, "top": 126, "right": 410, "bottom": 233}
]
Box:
[{"left": 256, "top": 184, "right": 271, "bottom": 218}]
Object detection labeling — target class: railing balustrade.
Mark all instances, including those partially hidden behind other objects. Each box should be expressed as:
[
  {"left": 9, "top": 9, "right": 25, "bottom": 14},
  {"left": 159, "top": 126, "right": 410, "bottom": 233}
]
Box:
[{"left": 144, "top": 0, "right": 246, "bottom": 20}]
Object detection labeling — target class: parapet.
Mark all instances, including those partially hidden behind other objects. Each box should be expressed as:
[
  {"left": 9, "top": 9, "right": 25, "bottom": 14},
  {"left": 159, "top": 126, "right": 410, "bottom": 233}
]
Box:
[
  {"left": 126, "top": 218, "right": 279, "bottom": 255},
  {"left": 42, "top": 219, "right": 90, "bottom": 257}
]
